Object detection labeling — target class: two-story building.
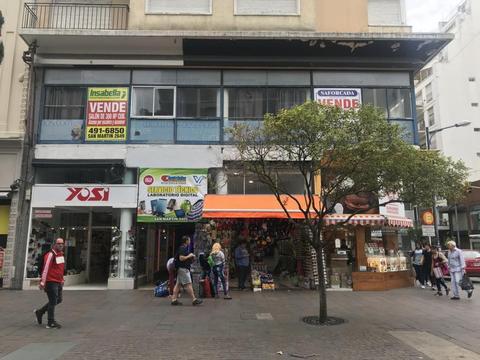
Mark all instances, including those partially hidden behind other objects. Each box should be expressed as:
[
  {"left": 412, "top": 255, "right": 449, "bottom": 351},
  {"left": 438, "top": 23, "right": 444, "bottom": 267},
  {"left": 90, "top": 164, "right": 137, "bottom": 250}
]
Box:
[{"left": 7, "top": 0, "right": 452, "bottom": 290}]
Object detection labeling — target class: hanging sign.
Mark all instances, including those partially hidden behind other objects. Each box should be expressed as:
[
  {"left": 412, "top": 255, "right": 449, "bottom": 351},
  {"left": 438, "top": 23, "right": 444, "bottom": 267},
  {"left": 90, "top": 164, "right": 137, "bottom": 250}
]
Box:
[
  {"left": 314, "top": 88, "right": 362, "bottom": 110},
  {"left": 85, "top": 87, "right": 129, "bottom": 141},
  {"left": 137, "top": 169, "right": 208, "bottom": 223}
]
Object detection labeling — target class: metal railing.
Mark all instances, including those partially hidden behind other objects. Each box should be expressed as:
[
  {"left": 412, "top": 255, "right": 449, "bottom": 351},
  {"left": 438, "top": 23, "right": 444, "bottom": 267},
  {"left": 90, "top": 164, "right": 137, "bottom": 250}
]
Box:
[{"left": 22, "top": 3, "right": 129, "bottom": 30}]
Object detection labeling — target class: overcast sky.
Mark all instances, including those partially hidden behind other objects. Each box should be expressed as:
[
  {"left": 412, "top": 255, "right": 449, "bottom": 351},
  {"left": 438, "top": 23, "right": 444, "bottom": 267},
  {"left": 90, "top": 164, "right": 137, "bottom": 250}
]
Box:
[{"left": 405, "top": 0, "right": 463, "bottom": 32}]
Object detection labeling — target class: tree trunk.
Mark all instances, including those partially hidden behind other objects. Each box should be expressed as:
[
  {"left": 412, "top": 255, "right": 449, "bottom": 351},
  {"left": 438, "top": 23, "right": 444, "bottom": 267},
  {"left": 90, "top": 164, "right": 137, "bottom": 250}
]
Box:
[{"left": 315, "top": 232, "right": 328, "bottom": 323}]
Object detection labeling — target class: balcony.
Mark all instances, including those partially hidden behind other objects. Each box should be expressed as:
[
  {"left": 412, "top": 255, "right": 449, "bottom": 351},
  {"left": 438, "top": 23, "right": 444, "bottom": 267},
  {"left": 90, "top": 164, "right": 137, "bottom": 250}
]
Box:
[{"left": 22, "top": 3, "right": 129, "bottom": 31}]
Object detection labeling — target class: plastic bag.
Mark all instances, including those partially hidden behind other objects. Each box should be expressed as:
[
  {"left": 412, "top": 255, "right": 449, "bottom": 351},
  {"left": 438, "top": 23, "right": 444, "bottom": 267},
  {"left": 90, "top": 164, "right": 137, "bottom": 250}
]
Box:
[
  {"left": 460, "top": 274, "right": 474, "bottom": 291},
  {"left": 154, "top": 281, "right": 169, "bottom": 297}
]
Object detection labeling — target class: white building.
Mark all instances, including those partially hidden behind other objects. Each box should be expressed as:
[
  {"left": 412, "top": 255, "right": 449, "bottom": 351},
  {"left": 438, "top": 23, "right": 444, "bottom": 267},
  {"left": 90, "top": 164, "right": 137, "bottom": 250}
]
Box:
[{"left": 415, "top": 0, "right": 480, "bottom": 182}]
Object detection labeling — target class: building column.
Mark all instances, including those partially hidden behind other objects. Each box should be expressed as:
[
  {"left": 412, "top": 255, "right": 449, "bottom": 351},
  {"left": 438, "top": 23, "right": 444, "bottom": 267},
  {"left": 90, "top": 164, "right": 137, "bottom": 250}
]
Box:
[{"left": 216, "top": 170, "right": 228, "bottom": 195}]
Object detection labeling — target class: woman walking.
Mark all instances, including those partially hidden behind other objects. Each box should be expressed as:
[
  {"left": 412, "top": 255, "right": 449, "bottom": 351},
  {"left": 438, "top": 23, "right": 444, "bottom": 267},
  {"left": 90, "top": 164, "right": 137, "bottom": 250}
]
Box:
[
  {"left": 411, "top": 244, "right": 425, "bottom": 288},
  {"left": 210, "top": 242, "right": 232, "bottom": 300},
  {"left": 431, "top": 247, "right": 449, "bottom": 296}
]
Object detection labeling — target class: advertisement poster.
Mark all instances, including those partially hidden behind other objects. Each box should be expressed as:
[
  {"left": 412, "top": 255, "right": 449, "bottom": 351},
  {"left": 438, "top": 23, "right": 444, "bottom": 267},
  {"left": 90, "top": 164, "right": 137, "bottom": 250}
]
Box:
[
  {"left": 137, "top": 169, "right": 208, "bottom": 223},
  {"left": 314, "top": 88, "right": 362, "bottom": 110},
  {"left": 85, "top": 87, "right": 129, "bottom": 141}
]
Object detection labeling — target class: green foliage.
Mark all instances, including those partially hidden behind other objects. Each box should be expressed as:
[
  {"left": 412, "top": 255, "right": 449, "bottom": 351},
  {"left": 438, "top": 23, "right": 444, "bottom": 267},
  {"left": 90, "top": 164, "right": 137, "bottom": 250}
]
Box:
[{"left": 231, "top": 101, "right": 468, "bottom": 227}]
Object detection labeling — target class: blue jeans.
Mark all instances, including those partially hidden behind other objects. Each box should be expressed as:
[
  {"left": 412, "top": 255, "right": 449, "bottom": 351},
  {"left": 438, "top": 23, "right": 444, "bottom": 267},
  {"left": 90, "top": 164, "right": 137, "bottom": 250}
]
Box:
[{"left": 212, "top": 264, "right": 228, "bottom": 296}]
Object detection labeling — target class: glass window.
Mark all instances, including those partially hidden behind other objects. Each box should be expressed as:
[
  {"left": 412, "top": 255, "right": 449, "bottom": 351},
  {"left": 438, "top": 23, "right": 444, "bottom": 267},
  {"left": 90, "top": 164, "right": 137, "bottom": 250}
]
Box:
[
  {"left": 427, "top": 107, "right": 435, "bottom": 126},
  {"left": 471, "top": 206, "right": 480, "bottom": 231},
  {"left": 177, "top": 88, "right": 220, "bottom": 118},
  {"left": 245, "top": 173, "right": 273, "bottom": 194},
  {"left": 154, "top": 88, "right": 175, "bottom": 117},
  {"left": 267, "top": 88, "right": 310, "bottom": 114},
  {"left": 146, "top": 0, "right": 211, "bottom": 14},
  {"left": 132, "top": 87, "right": 154, "bottom": 117},
  {"left": 227, "top": 170, "right": 245, "bottom": 194},
  {"left": 132, "top": 87, "right": 175, "bottom": 118},
  {"left": 425, "top": 83, "right": 433, "bottom": 102},
  {"left": 387, "top": 89, "right": 412, "bottom": 119},
  {"left": 390, "top": 120, "right": 415, "bottom": 144},
  {"left": 362, "top": 88, "right": 388, "bottom": 117},
  {"left": 130, "top": 119, "right": 174, "bottom": 143},
  {"left": 235, "top": 0, "right": 299, "bottom": 15},
  {"left": 277, "top": 172, "right": 306, "bottom": 194},
  {"left": 44, "top": 87, "right": 86, "bottom": 120},
  {"left": 226, "top": 88, "right": 266, "bottom": 120},
  {"left": 176, "top": 120, "right": 221, "bottom": 142}
]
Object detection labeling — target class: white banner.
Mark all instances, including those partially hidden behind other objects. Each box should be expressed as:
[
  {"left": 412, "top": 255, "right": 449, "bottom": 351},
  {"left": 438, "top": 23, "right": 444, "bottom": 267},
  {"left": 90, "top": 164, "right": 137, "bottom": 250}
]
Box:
[
  {"left": 314, "top": 88, "right": 362, "bottom": 110},
  {"left": 31, "top": 185, "right": 138, "bottom": 208},
  {"left": 379, "top": 194, "right": 406, "bottom": 218}
]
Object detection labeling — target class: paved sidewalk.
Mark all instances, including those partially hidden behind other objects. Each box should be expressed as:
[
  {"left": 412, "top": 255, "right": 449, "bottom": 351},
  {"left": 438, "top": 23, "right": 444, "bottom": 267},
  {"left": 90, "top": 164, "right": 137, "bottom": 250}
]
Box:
[{"left": 0, "top": 287, "right": 479, "bottom": 360}]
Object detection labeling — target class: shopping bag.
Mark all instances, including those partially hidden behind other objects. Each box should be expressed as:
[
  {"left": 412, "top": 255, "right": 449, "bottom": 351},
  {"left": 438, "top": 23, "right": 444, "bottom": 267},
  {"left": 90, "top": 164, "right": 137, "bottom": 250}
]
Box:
[
  {"left": 154, "top": 281, "right": 169, "bottom": 297},
  {"left": 441, "top": 264, "right": 449, "bottom": 277},
  {"left": 460, "top": 274, "right": 474, "bottom": 291}
]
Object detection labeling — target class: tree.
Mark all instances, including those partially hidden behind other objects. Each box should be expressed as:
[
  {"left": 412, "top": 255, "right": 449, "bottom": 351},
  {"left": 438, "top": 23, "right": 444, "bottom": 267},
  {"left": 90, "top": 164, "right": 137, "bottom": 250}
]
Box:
[{"left": 231, "top": 102, "right": 468, "bottom": 324}]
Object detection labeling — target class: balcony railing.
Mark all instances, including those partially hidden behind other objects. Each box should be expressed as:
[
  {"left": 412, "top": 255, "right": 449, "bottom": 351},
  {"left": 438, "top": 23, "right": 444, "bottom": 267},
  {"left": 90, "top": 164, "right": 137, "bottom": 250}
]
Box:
[{"left": 22, "top": 3, "right": 129, "bottom": 30}]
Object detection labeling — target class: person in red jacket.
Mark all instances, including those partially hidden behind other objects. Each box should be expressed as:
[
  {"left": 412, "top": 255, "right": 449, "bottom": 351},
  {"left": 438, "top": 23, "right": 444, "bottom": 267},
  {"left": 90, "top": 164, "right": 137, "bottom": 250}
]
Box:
[{"left": 34, "top": 238, "right": 65, "bottom": 329}]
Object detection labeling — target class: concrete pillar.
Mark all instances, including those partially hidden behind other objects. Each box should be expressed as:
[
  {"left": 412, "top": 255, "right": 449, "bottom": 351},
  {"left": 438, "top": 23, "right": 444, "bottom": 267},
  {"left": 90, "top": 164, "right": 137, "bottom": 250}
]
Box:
[{"left": 216, "top": 169, "right": 228, "bottom": 195}]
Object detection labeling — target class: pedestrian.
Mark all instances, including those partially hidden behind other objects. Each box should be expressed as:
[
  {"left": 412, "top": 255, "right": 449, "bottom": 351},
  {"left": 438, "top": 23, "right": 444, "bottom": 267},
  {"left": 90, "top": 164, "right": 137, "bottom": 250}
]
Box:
[
  {"left": 34, "top": 238, "right": 65, "bottom": 329},
  {"left": 431, "top": 247, "right": 449, "bottom": 296},
  {"left": 171, "top": 236, "right": 202, "bottom": 306},
  {"left": 447, "top": 240, "right": 473, "bottom": 300},
  {"left": 166, "top": 257, "right": 175, "bottom": 296},
  {"left": 422, "top": 243, "right": 435, "bottom": 290},
  {"left": 411, "top": 244, "right": 425, "bottom": 288},
  {"left": 235, "top": 241, "right": 250, "bottom": 290},
  {"left": 210, "top": 242, "right": 232, "bottom": 299}
]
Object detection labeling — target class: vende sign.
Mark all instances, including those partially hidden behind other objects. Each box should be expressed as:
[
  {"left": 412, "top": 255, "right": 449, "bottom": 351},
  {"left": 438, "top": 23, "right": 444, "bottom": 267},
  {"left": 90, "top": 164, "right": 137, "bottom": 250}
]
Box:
[
  {"left": 66, "top": 187, "right": 110, "bottom": 202},
  {"left": 31, "top": 185, "right": 137, "bottom": 208},
  {"left": 315, "top": 88, "right": 362, "bottom": 110}
]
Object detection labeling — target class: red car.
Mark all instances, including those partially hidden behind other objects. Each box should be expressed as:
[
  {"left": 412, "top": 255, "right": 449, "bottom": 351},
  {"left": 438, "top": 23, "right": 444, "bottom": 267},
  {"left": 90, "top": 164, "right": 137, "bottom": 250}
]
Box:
[{"left": 464, "top": 250, "right": 480, "bottom": 277}]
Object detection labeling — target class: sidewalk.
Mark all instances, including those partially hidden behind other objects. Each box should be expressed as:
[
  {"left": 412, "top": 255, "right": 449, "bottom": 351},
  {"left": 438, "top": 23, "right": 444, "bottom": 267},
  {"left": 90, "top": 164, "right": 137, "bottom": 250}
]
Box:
[{"left": 0, "top": 287, "right": 479, "bottom": 360}]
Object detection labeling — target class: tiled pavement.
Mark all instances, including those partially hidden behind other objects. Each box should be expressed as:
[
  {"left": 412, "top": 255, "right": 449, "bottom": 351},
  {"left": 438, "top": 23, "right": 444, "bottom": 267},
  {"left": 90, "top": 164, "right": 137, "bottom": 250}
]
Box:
[{"left": 0, "top": 286, "right": 479, "bottom": 359}]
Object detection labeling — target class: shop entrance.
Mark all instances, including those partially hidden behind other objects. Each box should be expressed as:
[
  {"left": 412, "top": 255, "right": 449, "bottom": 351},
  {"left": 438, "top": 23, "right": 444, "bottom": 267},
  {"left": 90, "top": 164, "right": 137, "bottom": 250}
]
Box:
[{"left": 137, "top": 223, "right": 195, "bottom": 285}]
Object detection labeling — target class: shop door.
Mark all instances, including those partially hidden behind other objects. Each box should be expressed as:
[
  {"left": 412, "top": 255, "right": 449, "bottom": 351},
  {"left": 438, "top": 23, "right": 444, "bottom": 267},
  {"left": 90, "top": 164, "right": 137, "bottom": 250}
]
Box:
[{"left": 89, "top": 227, "right": 112, "bottom": 283}]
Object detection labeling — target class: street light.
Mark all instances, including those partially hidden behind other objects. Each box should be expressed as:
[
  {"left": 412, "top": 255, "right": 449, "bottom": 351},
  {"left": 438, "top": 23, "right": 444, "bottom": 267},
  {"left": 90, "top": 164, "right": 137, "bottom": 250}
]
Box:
[{"left": 424, "top": 121, "right": 471, "bottom": 246}]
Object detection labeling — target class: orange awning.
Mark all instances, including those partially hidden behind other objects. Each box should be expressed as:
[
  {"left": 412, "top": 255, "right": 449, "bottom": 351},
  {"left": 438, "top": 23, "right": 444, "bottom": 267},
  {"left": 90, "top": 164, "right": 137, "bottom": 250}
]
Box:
[{"left": 203, "top": 195, "right": 320, "bottom": 219}]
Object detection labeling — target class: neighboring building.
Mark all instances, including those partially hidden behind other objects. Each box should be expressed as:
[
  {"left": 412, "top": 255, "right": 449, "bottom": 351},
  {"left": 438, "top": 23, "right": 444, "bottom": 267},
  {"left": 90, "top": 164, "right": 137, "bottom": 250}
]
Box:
[
  {"left": 415, "top": 0, "right": 480, "bottom": 249},
  {"left": 0, "top": 0, "right": 28, "bottom": 287},
  {"left": 7, "top": 0, "right": 450, "bottom": 290}
]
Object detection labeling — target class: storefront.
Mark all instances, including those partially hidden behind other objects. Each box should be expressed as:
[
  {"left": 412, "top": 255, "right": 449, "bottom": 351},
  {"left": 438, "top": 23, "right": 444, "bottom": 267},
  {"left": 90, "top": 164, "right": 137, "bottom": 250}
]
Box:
[
  {"left": 202, "top": 195, "right": 414, "bottom": 292},
  {"left": 24, "top": 184, "right": 137, "bottom": 289},
  {"left": 0, "top": 200, "right": 9, "bottom": 287}
]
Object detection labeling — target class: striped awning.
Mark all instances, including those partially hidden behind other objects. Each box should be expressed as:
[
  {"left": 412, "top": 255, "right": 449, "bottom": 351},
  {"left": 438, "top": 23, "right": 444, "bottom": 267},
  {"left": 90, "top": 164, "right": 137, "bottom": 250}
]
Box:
[{"left": 323, "top": 214, "right": 413, "bottom": 228}]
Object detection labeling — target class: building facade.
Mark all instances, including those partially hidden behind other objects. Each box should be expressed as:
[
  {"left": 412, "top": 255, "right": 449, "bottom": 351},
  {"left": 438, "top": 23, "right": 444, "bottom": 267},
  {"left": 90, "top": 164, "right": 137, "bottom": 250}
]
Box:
[
  {"left": 8, "top": 0, "right": 450, "bottom": 289},
  {"left": 415, "top": 0, "right": 480, "bottom": 248},
  {"left": 0, "top": 0, "right": 28, "bottom": 287}
]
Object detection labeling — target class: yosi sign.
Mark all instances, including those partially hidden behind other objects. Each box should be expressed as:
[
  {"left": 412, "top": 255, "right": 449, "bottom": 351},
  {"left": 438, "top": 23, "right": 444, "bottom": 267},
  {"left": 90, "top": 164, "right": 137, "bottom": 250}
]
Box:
[{"left": 66, "top": 187, "right": 110, "bottom": 202}]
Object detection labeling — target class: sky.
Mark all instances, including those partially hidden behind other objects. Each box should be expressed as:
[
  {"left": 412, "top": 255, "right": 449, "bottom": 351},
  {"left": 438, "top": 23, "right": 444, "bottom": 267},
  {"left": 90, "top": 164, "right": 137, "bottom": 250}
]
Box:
[{"left": 405, "top": 0, "right": 463, "bottom": 32}]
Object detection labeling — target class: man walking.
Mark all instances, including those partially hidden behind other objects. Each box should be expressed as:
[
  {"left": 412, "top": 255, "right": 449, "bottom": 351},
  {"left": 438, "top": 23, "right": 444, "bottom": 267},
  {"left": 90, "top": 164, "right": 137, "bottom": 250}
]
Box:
[
  {"left": 235, "top": 241, "right": 250, "bottom": 290},
  {"left": 447, "top": 240, "right": 473, "bottom": 300},
  {"left": 34, "top": 238, "right": 65, "bottom": 328},
  {"left": 171, "top": 236, "right": 202, "bottom": 306}
]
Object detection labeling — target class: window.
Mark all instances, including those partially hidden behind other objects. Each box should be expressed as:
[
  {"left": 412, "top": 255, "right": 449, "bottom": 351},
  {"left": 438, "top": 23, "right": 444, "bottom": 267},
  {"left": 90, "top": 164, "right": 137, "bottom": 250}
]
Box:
[
  {"left": 40, "top": 87, "right": 86, "bottom": 142},
  {"left": 266, "top": 88, "right": 310, "bottom": 114},
  {"left": 226, "top": 169, "right": 305, "bottom": 194},
  {"left": 146, "top": 0, "right": 211, "bottom": 14},
  {"left": 425, "top": 83, "right": 433, "bottom": 102},
  {"left": 427, "top": 107, "right": 435, "bottom": 126},
  {"left": 387, "top": 89, "right": 412, "bottom": 118},
  {"left": 177, "top": 88, "right": 220, "bottom": 118},
  {"left": 368, "top": 0, "right": 404, "bottom": 25},
  {"left": 363, "top": 89, "right": 388, "bottom": 117},
  {"left": 235, "top": 0, "right": 299, "bottom": 15},
  {"left": 226, "top": 88, "right": 266, "bottom": 121},
  {"left": 131, "top": 87, "right": 175, "bottom": 118}
]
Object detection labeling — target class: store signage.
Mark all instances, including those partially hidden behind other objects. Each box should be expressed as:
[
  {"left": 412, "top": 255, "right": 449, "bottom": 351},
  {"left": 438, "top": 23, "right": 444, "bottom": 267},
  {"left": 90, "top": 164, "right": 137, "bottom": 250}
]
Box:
[
  {"left": 421, "top": 210, "right": 435, "bottom": 225},
  {"left": 85, "top": 87, "right": 128, "bottom": 142},
  {"left": 314, "top": 88, "right": 362, "bottom": 110},
  {"left": 31, "top": 185, "right": 137, "bottom": 208},
  {"left": 33, "top": 209, "right": 53, "bottom": 219},
  {"left": 379, "top": 194, "right": 406, "bottom": 218},
  {"left": 422, "top": 225, "right": 435, "bottom": 237},
  {"left": 137, "top": 168, "right": 208, "bottom": 223},
  {"left": 65, "top": 187, "right": 110, "bottom": 202}
]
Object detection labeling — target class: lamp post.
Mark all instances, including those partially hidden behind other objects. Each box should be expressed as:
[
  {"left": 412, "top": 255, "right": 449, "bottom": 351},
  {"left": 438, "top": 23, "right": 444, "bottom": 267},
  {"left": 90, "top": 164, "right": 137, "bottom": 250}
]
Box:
[{"left": 424, "top": 121, "right": 471, "bottom": 247}]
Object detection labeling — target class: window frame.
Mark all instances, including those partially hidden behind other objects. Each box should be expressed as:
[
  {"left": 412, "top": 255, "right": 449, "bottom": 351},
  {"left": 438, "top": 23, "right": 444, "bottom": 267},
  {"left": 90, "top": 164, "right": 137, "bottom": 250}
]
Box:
[
  {"left": 234, "top": 0, "right": 301, "bottom": 16},
  {"left": 145, "top": 0, "right": 213, "bottom": 15},
  {"left": 131, "top": 86, "right": 177, "bottom": 119}
]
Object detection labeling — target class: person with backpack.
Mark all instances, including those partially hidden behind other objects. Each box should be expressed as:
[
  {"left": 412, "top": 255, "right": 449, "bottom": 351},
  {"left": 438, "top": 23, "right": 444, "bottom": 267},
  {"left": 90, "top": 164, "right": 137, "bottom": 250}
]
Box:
[
  {"left": 431, "top": 247, "right": 449, "bottom": 296},
  {"left": 210, "top": 242, "right": 232, "bottom": 300},
  {"left": 171, "top": 236, "right": 202, "bottom": 306},
  {"left": 34, "top": 238, "right": 65, "bottom": 329}
]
